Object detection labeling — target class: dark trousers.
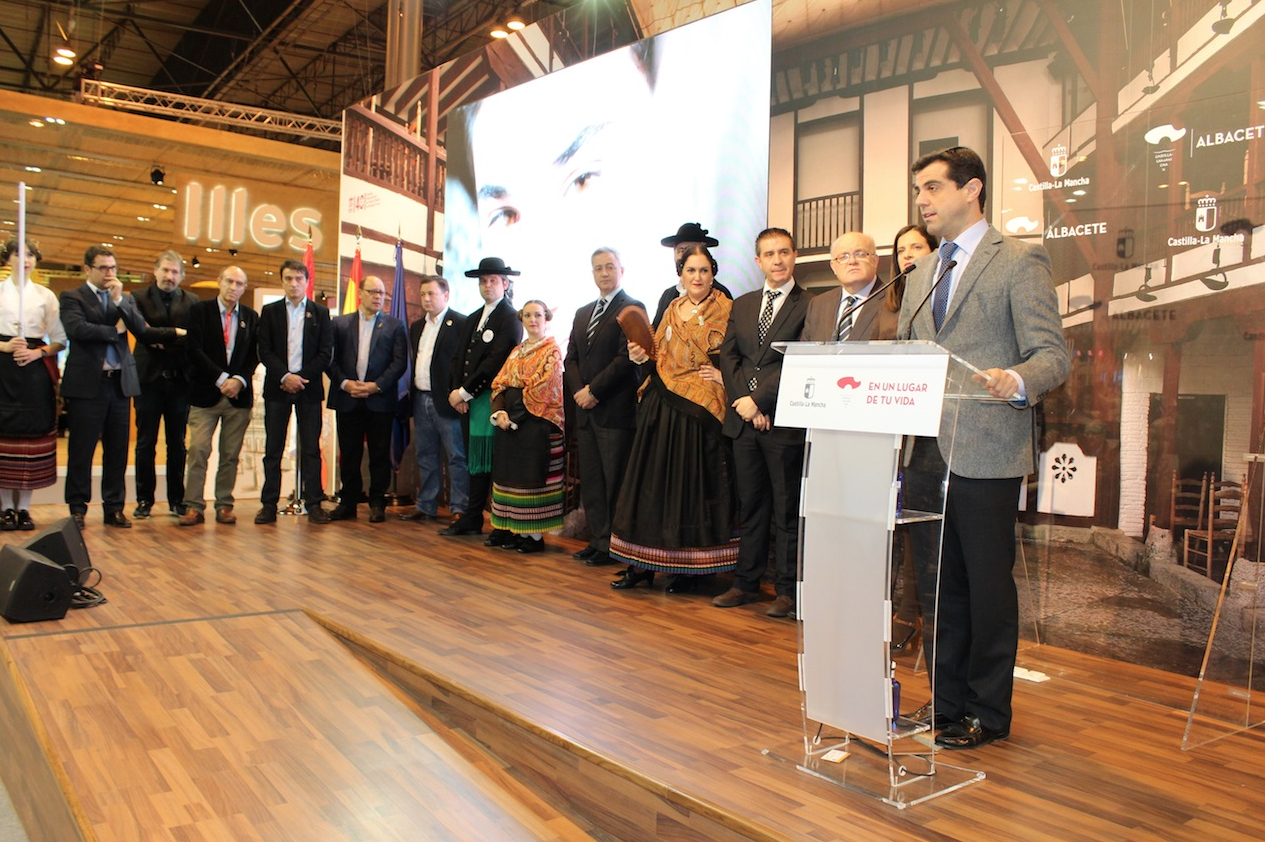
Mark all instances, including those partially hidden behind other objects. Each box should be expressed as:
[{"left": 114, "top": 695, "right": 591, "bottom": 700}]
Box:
[
  {"left": 262, "top": 398, "right": 323, "bottom": 507},
  {"left": 460, "top": 471, "right": 492, "bottom": 529},
  {"left": 906, "top": 438, "right": 1021, "bottom": 732},
  {"left": 731, "top": 426, "right": 804, "bottom": 597},
  {"left": 65, "top": 373, "right": 130, "bottom": 515},
  {"left": 576, "top": 421, "right": 634, "bottom": 552},
  {"left": 336, "top": 405, "right": 392, "bottom": 509},
  {"left": 133, "top": 377, "right": 189, "bottom": 506}
]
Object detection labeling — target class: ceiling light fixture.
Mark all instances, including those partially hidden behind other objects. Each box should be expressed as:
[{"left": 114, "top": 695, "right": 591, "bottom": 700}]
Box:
[
  {"left": 506, "top": 18, "right": 525, "bottom": 31},
  {"left": 1135, "top": 267, "right": 1158, "bottom": 302},
  {"left": 490, "top": 26, "right": 509, "bottom": 38},
  {"left": 150, "top": 166, "right": 165, "bottom": 185},
  {"left": 1211, "top": 1, "right": 1235, "bottom": 34},
  {"left": 191, "top": 256, "right": 200, "bottom": 268},
  {"left": 52, "top": 55, "right": 74, "bottom": 67}
]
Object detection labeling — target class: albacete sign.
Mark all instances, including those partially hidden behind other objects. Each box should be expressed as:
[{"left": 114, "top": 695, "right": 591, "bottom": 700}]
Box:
[{"left": 181, "top": 182, "right": 323, "bottom": 252}]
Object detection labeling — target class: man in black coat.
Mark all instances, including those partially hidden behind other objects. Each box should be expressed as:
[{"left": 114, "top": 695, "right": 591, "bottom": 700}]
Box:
[
  {"left": 651, "top": 222, "right": 733, "bottom": 327},
  {"left": 60, "top": 245, "right": 184, "bottom": 528},
  {"left": 178, "top": 265, "right": 259, "bottom": 526},
  {"left": 563, "top": 248, "right": 641, "bottom": 566},
  {"left": 713, "top": 228, "right": 809, "bottom": 619},
  {"left": 399, "top": 275, "right": 469, "bottom": 523},
  {"left": 131, "top": 250, "right": 196, "bottom": 519},
  {"left": 254, "top": 259, "right": 334, "bottom": 525},
  {"left": 440, "top": 257, "right": 523, "bottom": 538},
  {"left": 326, "top": 275, "right": 409, "bottom": 523}
]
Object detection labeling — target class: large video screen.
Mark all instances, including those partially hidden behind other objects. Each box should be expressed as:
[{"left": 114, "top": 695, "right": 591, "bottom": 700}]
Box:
[{"left": 443, "top": 0, "right": 771, "bottom": 333}]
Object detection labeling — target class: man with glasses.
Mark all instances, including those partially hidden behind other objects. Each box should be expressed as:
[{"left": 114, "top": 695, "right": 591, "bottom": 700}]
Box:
[
  {"left": 326, "top": 275, "right": 408, "bottom": 523},
  {"left": 800, "top": 231, "right": 898, "bottom": 343},
  {"left": 60, "top": 245, "right": 185, "bottom": 528}
]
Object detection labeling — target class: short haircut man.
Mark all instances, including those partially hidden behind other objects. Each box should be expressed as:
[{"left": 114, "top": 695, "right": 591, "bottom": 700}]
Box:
[
  {"left": 179, "top": 265, "right": 260, "bottom": 526},
  {"left": 254, "top": 258, "right": 334, "bottom": 524},
  {"left": 712, "top": 227, "right": 809, "bottom": 617},
  {"left": 563, "top": 248, "right": 643, "bottom": 565},
  {"left": 800, "top": 231, "right": 899, "bottom": 343}
]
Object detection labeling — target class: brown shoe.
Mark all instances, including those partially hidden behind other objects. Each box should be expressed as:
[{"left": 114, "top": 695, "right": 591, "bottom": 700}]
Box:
[
  {"left": 712, "top": 587, "right": 760, "bottom": 608},
  {"left": 215, "top": 507, "right": 237, "bottom": 524},
  {"left": 178, "top": 509, "right": 206, "bottom": 526},
  {"left": 766, "top": 595, "right": 796, "bottom": 618}
]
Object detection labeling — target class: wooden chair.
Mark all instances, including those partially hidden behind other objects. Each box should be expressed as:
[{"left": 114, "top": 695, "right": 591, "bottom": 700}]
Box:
[
  {"left": 1170, "top": 471, "right": 1206, "bottom": 542},
  {"left": 1184, "top": 479, "right": 1243, "bottom": 579}
]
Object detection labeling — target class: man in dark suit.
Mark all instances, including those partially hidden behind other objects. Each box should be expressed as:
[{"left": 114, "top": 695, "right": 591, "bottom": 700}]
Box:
[
  {"left": 800, "top": 231, "right": 899, "bottom": 343},
  {"left": 131, "top": 249, "right": 196, "bottom": 519},
  {"left": 60, "top": 245, "right": 185, "bottom": 528},
  {"left": 326, "top": 275, "right": 409, "bottom": 523},
  {"left": 440, "top": 257, "right": 523, "bottom": 539},
  {"left": 254, "top": 259, "right": 333, "bottom": 525},
  {"left": 178, "top": 265, "right": 259, "bottom": 526},
  {"left": 651, "top": 223, "right": 733, "bottom": 327},
  {"left": 399, "top": 275, "right": 469, "bottom": 523},
  {"left": 563, "top": 248, "right": 641, "bottom": 567},
  {"left": 713, "top": 228, "right": 809, "bottom": 618},
  {"left": 899, "top": 147, "right": 1069, "bottom": 749}
]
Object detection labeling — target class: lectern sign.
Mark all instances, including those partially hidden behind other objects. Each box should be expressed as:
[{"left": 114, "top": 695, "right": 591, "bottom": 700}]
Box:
[{"left": 776, "top": 352, "right": 948, "bottom": 436}]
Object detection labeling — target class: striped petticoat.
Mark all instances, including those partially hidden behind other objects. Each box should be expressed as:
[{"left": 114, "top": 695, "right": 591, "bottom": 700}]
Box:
[
  {"left": 0, "top": 431, "right": 58, "bottom": 489},
  {"left": 608, "top": 535, "right": 740, "bottom": 575},
  {"left": 490, "top": 429, "right": 565, "bottom": 533}
]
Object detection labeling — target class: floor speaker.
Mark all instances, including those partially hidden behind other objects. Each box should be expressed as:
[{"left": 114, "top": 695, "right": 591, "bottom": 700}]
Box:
[
  {"left": 0, "top": 545, "right": 73, "bottom": 623},
  {"left": 21, "top": 516, "right": 90, "bottom": 584}
]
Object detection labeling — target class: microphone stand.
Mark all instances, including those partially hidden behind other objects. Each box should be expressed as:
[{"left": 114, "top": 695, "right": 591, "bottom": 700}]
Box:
[{"left": 900, "top": 259, "right": 958, "bottom": 341}]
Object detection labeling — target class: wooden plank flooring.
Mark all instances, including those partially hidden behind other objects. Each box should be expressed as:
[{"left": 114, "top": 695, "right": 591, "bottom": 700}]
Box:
[{"left": 2, "top": 504, "right": 1264, "bottom": 842}]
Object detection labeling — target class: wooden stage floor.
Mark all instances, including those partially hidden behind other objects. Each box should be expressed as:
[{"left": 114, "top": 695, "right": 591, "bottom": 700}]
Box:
[{"left": 1, "top": 504, "right": 1263, "bottom": 842}]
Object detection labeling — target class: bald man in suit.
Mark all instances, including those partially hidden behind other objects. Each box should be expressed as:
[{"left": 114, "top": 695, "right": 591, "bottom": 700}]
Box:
[
  {"left": 899, "top": 147, "right": 1069, "bottom": 750},
  {"left": 800, "top": 231, "right": 898, "bottom": 343}
]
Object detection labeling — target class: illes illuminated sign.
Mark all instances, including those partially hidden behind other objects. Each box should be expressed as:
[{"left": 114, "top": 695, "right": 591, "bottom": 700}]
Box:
[{"left": 182, "top": 182, "right": 323, "bottom": 252}]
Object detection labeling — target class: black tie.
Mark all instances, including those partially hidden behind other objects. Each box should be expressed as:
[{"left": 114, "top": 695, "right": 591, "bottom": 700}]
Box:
[
  {"left": 757, "top": 289, "right": 781, "bottom": 345},
  {"left": 587, "top": 298, "right": 606, "bottom": 342},
  {"left": 834, "top": 295, "right": 859, "bottom": 341}
]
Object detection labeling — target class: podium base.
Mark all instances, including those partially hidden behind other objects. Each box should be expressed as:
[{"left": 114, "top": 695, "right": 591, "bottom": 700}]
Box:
[{"left": 762, "top": 738, "right": 984, "bottom": 809}]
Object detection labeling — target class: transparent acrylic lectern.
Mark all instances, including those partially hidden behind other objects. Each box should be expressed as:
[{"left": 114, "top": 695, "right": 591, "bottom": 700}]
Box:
[{"left": 762, "top": 340, "right": 1007, "bottom": 808}]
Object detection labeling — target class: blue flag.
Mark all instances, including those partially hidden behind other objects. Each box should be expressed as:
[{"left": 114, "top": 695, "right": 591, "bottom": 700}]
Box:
[{"left": 389, "top": 240, "right": 412, "bottom": 469}]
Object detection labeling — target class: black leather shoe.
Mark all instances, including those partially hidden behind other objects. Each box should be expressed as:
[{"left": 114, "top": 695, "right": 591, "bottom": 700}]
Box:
[
  {"left": 328, "top": 504, "right": 358, "bottom": 521},
  {"left": 307, "top": 506, "right": 331, "bottom": 524},
  {"left": 254, "top": 507, "right": 277, "bottom": 524},
  {"left": 906, "top": 703, "right": 955, "bottom": 729},
  {"left": 133, "top": 501, "right": 152, "bottom": 519},
  {"left": 16, "top": 510, "right": 34, "bottom": 531},
  {"left": 935, "top": 715, "right": 1009, "bottom": 750},
  {"left": 170, "top": 503, "right": 188, "bottom": 517},
  {"left": 70, "top": 512, "right": 86, "bottom": 529},
  {"left": 398, "top": 509, "right": 436, "bottom": 522},
  {"left": 665, "top": 575, "right": 700, "bottom": 594},
  {"left": 368, "top": 506, "right": 386, "bottom": 523},
  {"left": 485, "top": 528, "right": 514, "bottom": 547},
  {"left": 516, "top": 536, "right": 544, "bottom": 554},
  {"left": 103, "top": 511, "right": 133, "bottom": 528},
  {"left": 0, "top": 509, "right": 16, "bottom": 531},
  {"left": 584, "top": 551, "right": 616, "bottom": 567},
  {"left": 572, "top": 545, "right": 597, "bottom": 560},
  {"left": 439, "top": 522, "right": 481, "bottom": 537},
  {"left": 611, "top": 568, "right": 654, "bottom": 589}
]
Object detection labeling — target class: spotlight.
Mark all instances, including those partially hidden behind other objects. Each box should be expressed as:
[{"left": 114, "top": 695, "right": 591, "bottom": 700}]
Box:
[
  {"left": 490, "top": 26, "right": 509, "bottom": 38},
  {"left": 1142, "top": 69, "right": 1160, "bottom": 95},
  {"left": 150, "top": 166, "right": 165, "bottom": 185},
  {"left": 506, "top": 18, "right": 525, "bottom": 31},
  {"left": 191, "top": 256, "right": 200, "bottom": 268},
  {"left": 1135, "top": 266, "right": 1157, "bottom": 302},
  {"left": 228, "top": 249, "right": 238, "bottom": 257}
]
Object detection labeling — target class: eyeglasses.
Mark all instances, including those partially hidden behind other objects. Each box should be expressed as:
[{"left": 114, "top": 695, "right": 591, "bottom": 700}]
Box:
[
  {"left": 831, "top": 251, "right": 873, "bottom": 264},
  {"left": 90, "top": 264, "right": 119, "bottom": 273},
  {"left": 363, "top": 289, "right": 386, "bottom": 297}
]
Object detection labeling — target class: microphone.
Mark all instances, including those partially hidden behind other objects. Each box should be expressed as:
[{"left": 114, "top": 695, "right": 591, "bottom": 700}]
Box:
[
  {"left": 834, "top": 262, "right": 917, "bottom": 327},
  {"left": 901, "top": 259, "right": 957, "bottom": 340}
]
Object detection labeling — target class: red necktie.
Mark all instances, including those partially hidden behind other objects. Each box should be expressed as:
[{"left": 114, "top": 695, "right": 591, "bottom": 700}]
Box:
[{"left": 222, "top": 308, "right": 233, "bottom": 351}]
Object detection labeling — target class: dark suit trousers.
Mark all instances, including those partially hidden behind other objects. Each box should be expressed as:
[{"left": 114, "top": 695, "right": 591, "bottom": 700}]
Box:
[
  {"left": 336, "top": 405, "right": 392, "bottom": 508},
  {"left": 576, "top": 421, "right": 634, "bottom": 552},
  {"left": 65, "top": 373, "right": 131, "bottom": 515},
  {"left": 731, "top": 426, "right": 804, "bottom": 597},
  {"left": 133, "top": 378, "right": 189, "bottom": 506},
  {"left": 906, "top": 438, "right": 1020, "bottom": 732},
  {"left": 262, "top": 399, "right": 323, "bottom": 507}
]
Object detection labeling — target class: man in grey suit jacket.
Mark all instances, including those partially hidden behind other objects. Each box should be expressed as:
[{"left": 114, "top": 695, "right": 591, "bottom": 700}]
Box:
[
  {"left": 898, "top": 147, "right": 1069, "bottom": 750},
  {"left": 60, "top": 245, "right": 184, "bottom": 528},
  {"left": 800, "top": 231, "right": 898, "bottom": 343},
  {"left": 713, "top": 228, "right": 809, "bottom": 617}
]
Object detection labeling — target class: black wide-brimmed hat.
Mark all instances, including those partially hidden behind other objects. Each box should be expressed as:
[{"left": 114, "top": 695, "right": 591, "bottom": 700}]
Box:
[
  {"left": 660, "top": 222, "right": 719, "bottom": 248},
  {"left": 464, "top": 256, "right": 521, "bottom": 277}
]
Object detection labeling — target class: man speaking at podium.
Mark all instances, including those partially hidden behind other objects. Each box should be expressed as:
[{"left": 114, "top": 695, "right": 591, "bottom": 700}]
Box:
[{"left": 898, "top": 147, "right": 1068, "bottom": 749}]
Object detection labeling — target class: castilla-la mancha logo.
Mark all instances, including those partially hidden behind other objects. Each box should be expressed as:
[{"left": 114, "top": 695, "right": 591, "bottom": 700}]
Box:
[{"left": 1049, "top": 144, "right": 1068, "bottom": 178}]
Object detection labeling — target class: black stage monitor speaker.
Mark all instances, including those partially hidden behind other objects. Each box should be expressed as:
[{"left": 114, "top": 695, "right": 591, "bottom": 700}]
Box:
[
  {"left": 0, "top": 545, "right": 73, "bottom": 623},
  {"left": 21, "top": 517, "right": 90, "bottom": 584}
]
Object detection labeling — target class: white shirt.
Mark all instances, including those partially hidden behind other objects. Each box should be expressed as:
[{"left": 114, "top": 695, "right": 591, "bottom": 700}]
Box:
[
  {"left": 215, "top": 298, "right": 247, "bottom": 389},
  {"left": 835, "top": 278, "right": 877, "bottom": 324},
  {"left": 0, "top": 280, "right": 66, "bottom": 346},
  {"left": 413, "top": 307, "right": 449, "bottom": 391},
  {"left": 285, "top": 298, "right": 306, "bottom": 374},
  {"left": 757, "top": 278, "right": 796, "bottom": 327}
]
